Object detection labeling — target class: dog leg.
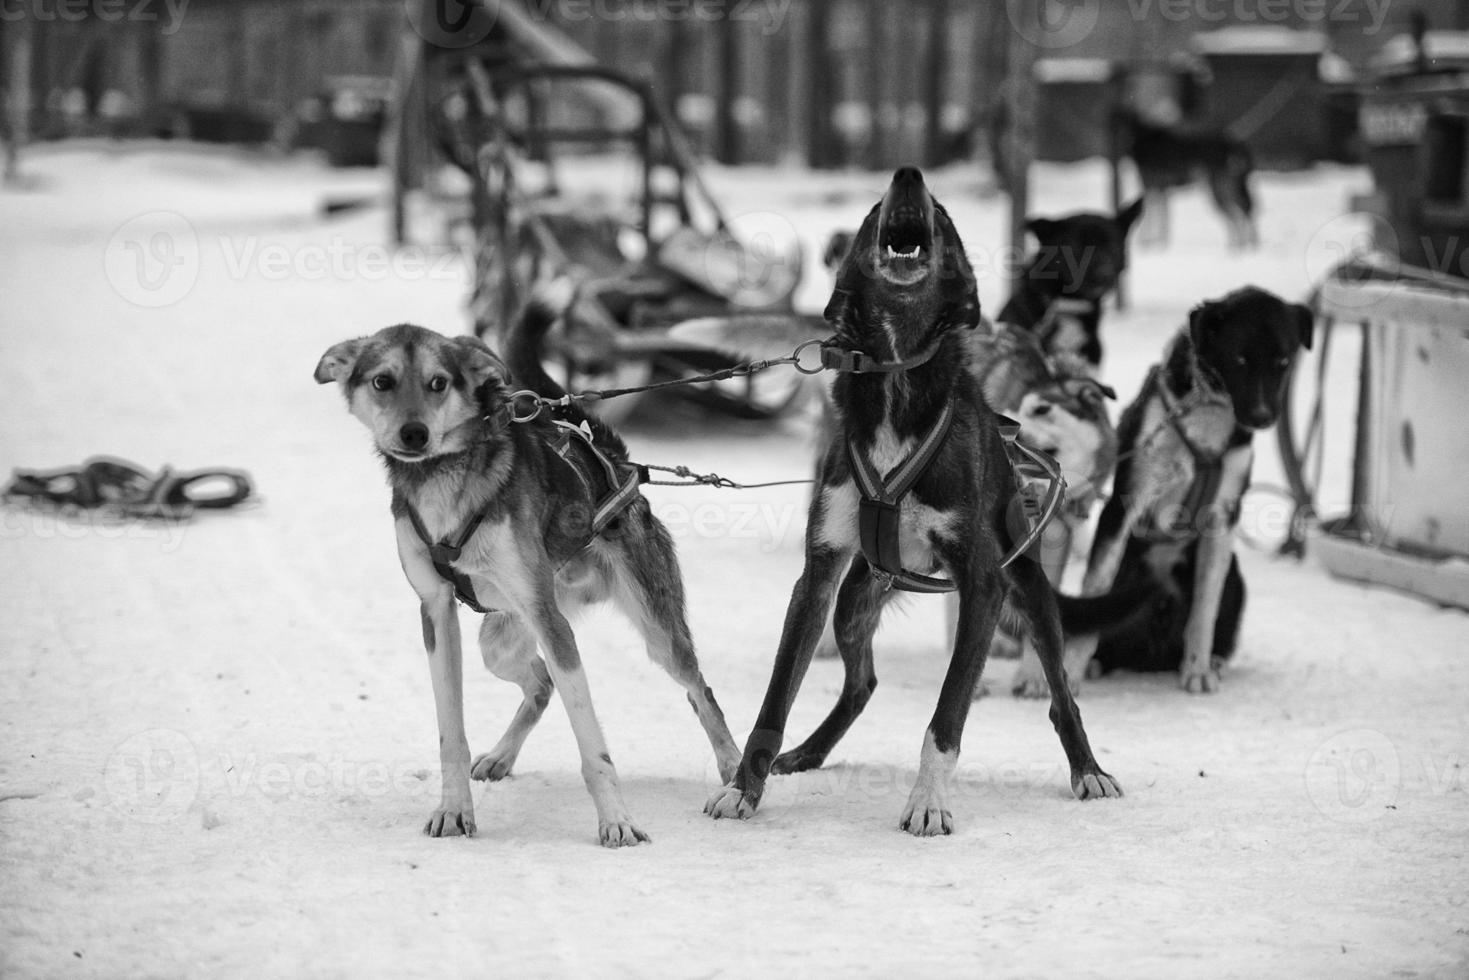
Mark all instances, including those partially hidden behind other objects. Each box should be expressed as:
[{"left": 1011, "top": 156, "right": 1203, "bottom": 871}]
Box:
[
  {"left": 420, "top": 588, "right": 476, "bottom": 837},
  {"left": 522, "top": 590, "right": 648, "bottom": 847},
  {"left": 1007, "top": 558, "right": 1122, "bottom": 800},
  {"left": 900, "top": 554, "right": 1002, "bottom": 837},
  {"left": 394, "top": 526, "right": 477, "bottom": 837},
  {"left": 471, "top": 611, "right": 552, "bottom": 782},
  {"left": 1013, "top": 494, "right": 1138, "bottom": 699},
  {"left": 772, "top": 556, "right": 887, "bottom": 774},
  {"left": 610, "top": 525, "right": 741, "bottom": 785},
  {"left": 705, "top": 544, "right": 851, "bottom": 821},
  {"left": 1180, "top": 447, "right": 1252, "bottom": 693}
]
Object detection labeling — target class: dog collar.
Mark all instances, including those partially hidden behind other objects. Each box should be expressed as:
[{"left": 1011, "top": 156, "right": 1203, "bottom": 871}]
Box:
[{"left": 820, "top": 335, "right": 944, "bottom": 375}]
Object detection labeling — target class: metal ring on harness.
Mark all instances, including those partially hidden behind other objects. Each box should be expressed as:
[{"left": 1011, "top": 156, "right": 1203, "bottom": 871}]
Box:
[
  {"left": 509, "top": 390, "right": 546, "bottom": 423},
  {"left": 792, "top": 339, "right": 827, "bottom": 375}
]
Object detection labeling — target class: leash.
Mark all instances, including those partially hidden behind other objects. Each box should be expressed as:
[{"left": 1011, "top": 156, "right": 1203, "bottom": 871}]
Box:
[
  {"left": 505, "top": 336, "right": 946, "bottom": 423},
  {"left": 500, "top": 331, "right": 1066, "bottom": 591}
]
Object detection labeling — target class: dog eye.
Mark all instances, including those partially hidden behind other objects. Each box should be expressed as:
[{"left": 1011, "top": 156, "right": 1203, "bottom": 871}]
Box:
[
  {"left": 371, "top": 375, "right": 395, "bottom": 392},
  {"left": 427, "top": 376, "right": 449, "bottom": 393},
  {"left": 1031, "top": 403, "right": 1052, "bottom": 416},
  {"left": 1277, "top": 357, "right": 1291, "bottom": 369},
  {"left": 1233, "top": 355, "right": 1248, "bottom": 367}
]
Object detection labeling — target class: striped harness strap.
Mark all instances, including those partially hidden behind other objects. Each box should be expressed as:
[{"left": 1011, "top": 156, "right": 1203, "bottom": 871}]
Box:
[
  {"left": 406, "top": 421, "right": 645, "bottom": 613},
  {"left": 848, "top": 400, "right": 958, "bottom": 593}
]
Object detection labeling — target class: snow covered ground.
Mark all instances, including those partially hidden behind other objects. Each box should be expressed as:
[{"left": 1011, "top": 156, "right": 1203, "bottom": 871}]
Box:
[{"left": 1, "top": 143, "right": 1466, "bottom": 979}]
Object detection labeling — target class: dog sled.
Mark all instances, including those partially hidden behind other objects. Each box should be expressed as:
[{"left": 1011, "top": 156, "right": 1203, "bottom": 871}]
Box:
[
  {"left": 1278, "top": 254, "right": 1469, "bottom": 610},
  {"left": 393, "top": 44, "right": 807, "bottom": 423}
]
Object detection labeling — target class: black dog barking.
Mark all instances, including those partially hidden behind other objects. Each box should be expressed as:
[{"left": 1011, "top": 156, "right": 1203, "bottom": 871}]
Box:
[{"left": 705, "top": 168, "right": 1122, "bottom": 835}]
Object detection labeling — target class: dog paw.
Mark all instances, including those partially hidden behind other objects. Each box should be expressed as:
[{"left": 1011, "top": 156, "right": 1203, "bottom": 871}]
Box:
[
  {"left": 1072, "top": 770, "right": 1124, "bottom": 800},
  {"left": 1180, "top": 667, "right": 1221, "bottom": 694},
  {"left": 704, "top": 784, "right": 758, "bottom": 820},
  {"left": 423, "top": 807, "right": 476, "bottom": 838},
  {"left": 1011, "top": 670, "right": 1051, "bottom": 699},
  {"left": 898, "top": 791, "right": 953, "bottom": 837},
  {"left": 771, "top": 746, "right": 825, "bottom": 775},
  {"left": 598, "top": 817, "right": 650, "bottom": 848},
  {"left": 470, "top": 750, "right": 516, "bottom": 782}
]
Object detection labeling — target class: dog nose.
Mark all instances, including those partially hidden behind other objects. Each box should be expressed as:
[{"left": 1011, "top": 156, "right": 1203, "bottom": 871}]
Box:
[
  {"left": 892, "top": 166, "right": 924, "bottom": 186},
  {"left": 400, "top": 422, "right": 430, "bottom": 451}
]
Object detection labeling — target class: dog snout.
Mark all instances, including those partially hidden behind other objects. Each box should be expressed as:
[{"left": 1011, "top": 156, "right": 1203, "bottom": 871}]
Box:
[
  {"left": 400, "top": 422, "right": 430, "bottom": 452},
  {"left": 892, "top": 166, "right": 924, "bottom": 187}
]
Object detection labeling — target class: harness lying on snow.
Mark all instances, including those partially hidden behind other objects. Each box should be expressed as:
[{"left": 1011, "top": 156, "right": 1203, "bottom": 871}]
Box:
[
  {"left": 405, "top": 418, "right": 644, "bottom": 613},
  {"left": 1133, "top": 364, "right": 1248, "bottom": 543},
  {"left": 833, "top": 339, "right": 1066, "bottom": 594}
]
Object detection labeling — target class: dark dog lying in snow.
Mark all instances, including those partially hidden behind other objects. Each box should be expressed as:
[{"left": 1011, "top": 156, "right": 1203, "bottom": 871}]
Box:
[
  {"left": 702, "top": 167, "right": 1124, "bottom": 836},
  {"left": 1012, "top": 285, "right": 1312, "bottom": 697},
  {"left": 315, "top": 290, "right": 740, "bottom": 847}
]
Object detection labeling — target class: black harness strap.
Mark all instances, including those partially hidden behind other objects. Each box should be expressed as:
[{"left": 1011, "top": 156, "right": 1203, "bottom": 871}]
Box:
[
  {"left": 1136, "top": 366, "right": 1244, "bottom": 543},
  {"left": 848, "top": 399, "right": 958, "bottom": 593},
  {"left": 405, "top": 501, "right": 497, "bottom": 614}
]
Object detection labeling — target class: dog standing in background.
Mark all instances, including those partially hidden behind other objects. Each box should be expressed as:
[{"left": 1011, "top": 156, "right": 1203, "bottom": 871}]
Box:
[{"left": 1121, "top": 111, "right": 1258, "bottom": 250}]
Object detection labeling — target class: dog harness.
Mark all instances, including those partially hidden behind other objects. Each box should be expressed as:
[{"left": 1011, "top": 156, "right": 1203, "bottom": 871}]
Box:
[
  {"left": 404, "top": 419, "right": 644, "bottom": 614},
  {"left": 847, "top": 404, "right": 1064, "bottom": 593},
  {"left": 1031, "top": 296, "right": 1097, "bottom": 351},
  {"left": 1134, "top": 365, "right": 1247, "bottom": 543}
]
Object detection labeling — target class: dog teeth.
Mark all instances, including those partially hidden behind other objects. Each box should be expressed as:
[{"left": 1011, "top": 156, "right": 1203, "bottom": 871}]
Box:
[{"left": 884, "top": 245, "right": 923, "bottom": 259}]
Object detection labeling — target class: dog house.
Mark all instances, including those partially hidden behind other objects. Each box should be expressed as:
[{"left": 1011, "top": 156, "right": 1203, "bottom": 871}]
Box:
[
  {"left": 1033, "top": 58, "right": 1113, "bottom": 162},
  {"left": 1192, "top": 26, "right": 1328, "bottom": 168}
]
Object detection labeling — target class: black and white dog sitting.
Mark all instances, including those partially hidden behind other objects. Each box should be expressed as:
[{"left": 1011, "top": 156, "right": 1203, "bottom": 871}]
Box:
[{"left": 1012, "top": 286, "right": 1313, "bottom": 697}]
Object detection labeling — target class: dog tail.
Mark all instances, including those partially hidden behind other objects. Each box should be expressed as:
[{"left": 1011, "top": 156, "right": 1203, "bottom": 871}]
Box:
[
  {"left": 1054, "top": 583, "right": 1154, "bottom": 636},
  {"left": 502, "top": 278, "right": 575, "bottom": 401}
]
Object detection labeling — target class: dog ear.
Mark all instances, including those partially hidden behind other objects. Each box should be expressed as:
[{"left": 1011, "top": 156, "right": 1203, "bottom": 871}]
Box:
[
  {"left": 451, "top": 335, "right": 508, "bottom": 390},
  {"left": 1024, "top": 218, "right": 1058, "bottom": 242},
  {"left": 1188, "top": 300, "right": 1221, "bottom": 350},
  {"left": 1293, "top": 303, "right": 1314, "bottom": 351},
  {"left": 314, "top": 339, "right": 363, "bottom": 385},
  {"left": 1116, "top": 197, "right": 1144, "bottom": 234}
]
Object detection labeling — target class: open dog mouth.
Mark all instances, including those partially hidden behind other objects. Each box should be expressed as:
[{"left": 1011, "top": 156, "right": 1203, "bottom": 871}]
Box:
[{"left": 874, "top": 168, "right": 936, "bottom": 284}]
